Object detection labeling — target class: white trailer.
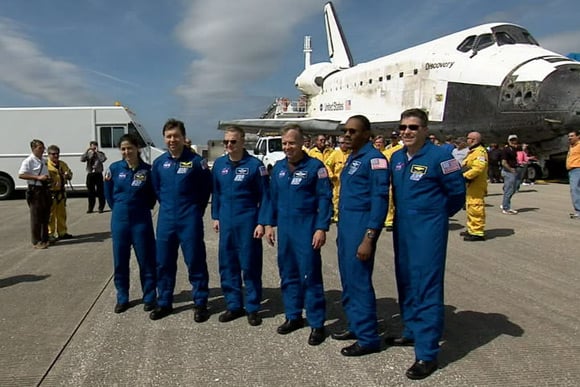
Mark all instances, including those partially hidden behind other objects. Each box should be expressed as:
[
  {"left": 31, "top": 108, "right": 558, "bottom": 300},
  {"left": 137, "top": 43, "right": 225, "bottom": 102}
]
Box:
[{"left": 0, "top": 105, "right": 164, "bottom": 199}]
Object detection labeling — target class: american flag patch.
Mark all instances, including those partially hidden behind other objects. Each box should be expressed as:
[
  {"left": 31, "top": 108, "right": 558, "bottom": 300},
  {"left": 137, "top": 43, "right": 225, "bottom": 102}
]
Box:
[
  {"left": 259, "top": 165, "right": 268, "bottom": 176},
  {"left": 317, "top": 167, "right": 328, "bottom": 179},
  {"left": 200, "top": 159, "right": 209, "bottom": 170},
  {"left": 370, "top": 158, "right": 387, "bottom": 170},
  {"left": 440, "top": 158, "right": 461, "bottom": 174}
]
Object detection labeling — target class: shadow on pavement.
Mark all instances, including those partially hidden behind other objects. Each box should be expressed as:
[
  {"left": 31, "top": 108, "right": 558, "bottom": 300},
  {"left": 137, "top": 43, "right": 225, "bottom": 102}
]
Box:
[
  {"left": 439, "top": 305, "right": 524, "bottom": 368},
  {"left": 485, "top": 228, "right": 515, "bottom": 240},
  {"left": 53, "top": 231, "right": 111, "bottom": 245},
  {"left": 0, "top": 274, "right": 51, "bottom": 289}
]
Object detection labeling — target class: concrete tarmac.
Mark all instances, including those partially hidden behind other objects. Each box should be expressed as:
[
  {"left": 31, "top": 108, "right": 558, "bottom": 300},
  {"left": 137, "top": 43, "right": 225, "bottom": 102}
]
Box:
[{"left": 0, "top": 182, "right": 579, "bottom": 386}]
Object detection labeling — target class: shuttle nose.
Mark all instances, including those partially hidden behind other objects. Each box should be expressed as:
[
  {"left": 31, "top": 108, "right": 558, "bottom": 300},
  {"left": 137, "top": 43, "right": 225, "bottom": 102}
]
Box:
[{"left": 499, "top": 62, "right": 580, "bottom": 128}]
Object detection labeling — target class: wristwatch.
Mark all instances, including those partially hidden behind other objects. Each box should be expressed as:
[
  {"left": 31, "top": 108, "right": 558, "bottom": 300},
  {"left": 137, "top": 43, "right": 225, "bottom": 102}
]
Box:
[{"left": 366, "top": 229, "right": 377, "bottom": 240}]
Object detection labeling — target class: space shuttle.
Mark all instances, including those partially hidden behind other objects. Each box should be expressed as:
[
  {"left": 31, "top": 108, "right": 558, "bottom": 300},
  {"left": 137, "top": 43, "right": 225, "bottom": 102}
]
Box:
[{"left": 219, "top": 2, "right": 580, "bottom": 173}]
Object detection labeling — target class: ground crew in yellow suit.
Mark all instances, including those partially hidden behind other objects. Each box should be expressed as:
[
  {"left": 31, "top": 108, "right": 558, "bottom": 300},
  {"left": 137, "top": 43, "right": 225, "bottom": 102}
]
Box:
[
  {"left": 383, "top": 132, "right": 403, "bottom": 230},
  {"left": 309, "top": 134, "right": 333, "bottom": 163},
  {"left": 325, "top": 136, "right": 350, "bottom": 222},
  {"left": 47, "top": 145, "right": 74, "bottom": 242},
  {"left": 462, "top": 132, "right": 488, "bottom": 241}
]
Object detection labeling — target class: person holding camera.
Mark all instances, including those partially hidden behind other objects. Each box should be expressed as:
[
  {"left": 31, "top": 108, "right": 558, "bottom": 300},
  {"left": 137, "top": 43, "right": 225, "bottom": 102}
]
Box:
[
  {"left": 80, "top": 140, "right": 107, "bottom": 213},
  {"left": 47, "top": 145, "right": 73, "bottom": 242},
  {"left": 18, "top": 139, "right": 52, "bottom": 249}
]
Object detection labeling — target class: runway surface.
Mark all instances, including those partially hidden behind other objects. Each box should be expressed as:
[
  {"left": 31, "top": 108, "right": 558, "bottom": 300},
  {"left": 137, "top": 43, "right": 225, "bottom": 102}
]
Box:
[{"left": 0, "top": 182, "right": 579, "bottom": 386}]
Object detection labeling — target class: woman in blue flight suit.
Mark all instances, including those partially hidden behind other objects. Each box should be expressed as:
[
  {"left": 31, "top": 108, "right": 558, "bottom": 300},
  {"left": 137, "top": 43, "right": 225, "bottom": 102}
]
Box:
[{"left": 104, "top": 133, "right": 157, "bottom": 314}]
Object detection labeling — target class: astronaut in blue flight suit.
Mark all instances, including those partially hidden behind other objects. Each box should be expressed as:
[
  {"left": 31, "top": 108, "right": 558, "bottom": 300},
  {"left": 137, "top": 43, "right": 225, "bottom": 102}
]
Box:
[
  {"left": 211, "top": 126, "right": 270, "bottom": 327},
  {"left": 104, "top": 133, "right": 157, "bottom": 314},
  {"left": 332, "top": 115, "right": 389, "bottom": 357},
  {"left": 149, "top": 119, "right": 212, "bottom": 322},
  {"left": 265, "top": 124, "right": 332, "bottom": 346},
  {"left": 389, "top": 108, "right": 466, "bottom": 380}
]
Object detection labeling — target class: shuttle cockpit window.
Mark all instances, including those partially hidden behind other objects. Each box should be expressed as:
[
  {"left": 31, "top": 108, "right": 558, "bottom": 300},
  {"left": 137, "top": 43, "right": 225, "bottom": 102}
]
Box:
[
  {"left": 457, "top": 35, "right": 476, "bottom": 52},
  {"left": 474, "top": 34, "right": 494, "bottom": 51},
  {"left": 495, "top": 31, "right": 516, "bottom": 46}
]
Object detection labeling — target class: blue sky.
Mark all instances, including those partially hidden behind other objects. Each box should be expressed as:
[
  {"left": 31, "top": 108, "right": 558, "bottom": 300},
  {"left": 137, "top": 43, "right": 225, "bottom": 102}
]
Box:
[{"left": 1, "top": 0, "right": 579, "bottom": 147}]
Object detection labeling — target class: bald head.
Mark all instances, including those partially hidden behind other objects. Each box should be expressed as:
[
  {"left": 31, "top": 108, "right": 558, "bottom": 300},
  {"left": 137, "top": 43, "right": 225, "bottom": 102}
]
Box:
[{"left": 467, "top": 131, "right": 482, "bottom": 147}]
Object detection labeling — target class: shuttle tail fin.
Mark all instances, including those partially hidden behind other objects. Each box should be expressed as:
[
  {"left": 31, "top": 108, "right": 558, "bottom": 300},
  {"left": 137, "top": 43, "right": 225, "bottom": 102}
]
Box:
[{"left": 324, "top": 2, "right": 353, "bottom": 68}]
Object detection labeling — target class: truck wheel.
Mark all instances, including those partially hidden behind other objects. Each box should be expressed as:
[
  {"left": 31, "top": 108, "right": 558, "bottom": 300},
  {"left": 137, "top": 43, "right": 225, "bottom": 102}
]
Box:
[
  {"left": 0, "top": 175, "right": 15, "bottom": 200},
  {"left": 526, "top": 164, "right": 542, "bottom": 181}
]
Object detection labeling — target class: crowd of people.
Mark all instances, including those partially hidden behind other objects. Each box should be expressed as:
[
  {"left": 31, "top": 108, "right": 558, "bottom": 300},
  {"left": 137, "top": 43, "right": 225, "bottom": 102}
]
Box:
[{"left": 17, "top": 109, "right": 580, "bottom": 381}]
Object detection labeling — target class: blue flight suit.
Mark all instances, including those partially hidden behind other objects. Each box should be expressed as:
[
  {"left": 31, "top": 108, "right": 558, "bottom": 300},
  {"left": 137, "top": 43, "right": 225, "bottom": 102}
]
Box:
[
  {"left": 270, "top": 153, "right": 332, "bottom": 328},
  {"left": 151, "top": 148, "right": 212, "bottom": 308},
  {"left": 211, "top": 150, "right": 271, "bottom": 313},
  {"left": 390, "top": 141, "right": 465, "bottom": 361},
  {"left": 104, "top": 159, "right": 157, "bottom": 306},
  {"left": 337, "top": 142, "right": 389, "bottom": 349}
]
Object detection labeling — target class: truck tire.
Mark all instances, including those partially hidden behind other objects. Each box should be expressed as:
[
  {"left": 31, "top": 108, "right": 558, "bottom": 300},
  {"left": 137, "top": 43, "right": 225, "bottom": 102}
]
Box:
[
  {"left": 526, "top": 164, "right": 542, "bottom": 181},
  {"left": 0, "top": 175, "right": 15, "bottom": 200}
]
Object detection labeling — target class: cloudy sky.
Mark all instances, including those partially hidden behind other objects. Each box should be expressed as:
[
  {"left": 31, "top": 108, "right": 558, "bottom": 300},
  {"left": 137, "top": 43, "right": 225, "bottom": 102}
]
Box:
[{"left": 1, "top": 0, "right": 579, "bottom": 146}]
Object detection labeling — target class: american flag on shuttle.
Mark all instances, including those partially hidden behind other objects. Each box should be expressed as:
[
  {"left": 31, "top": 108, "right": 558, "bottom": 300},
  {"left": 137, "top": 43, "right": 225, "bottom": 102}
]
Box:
[
  {"left": 370, "top": 158, "right": 387, "bottom": 170},
  {"left": 345, "top": 99, "right": 351, "bottom": 110}
]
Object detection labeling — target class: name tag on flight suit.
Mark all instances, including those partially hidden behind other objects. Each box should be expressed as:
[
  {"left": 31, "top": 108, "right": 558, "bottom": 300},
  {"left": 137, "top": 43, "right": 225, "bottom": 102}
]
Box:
[
  {"left": 234, "top": 167, "right": 249, "bottom": 182},
  {"left": 177, "top": 161, "right": 192, "bottom": 174},
  {"left": 291, "top": 170, "right": 307, "bottom": 185},
  {"left": 410, "top": 165, "right": 428, "bottom": 181}
]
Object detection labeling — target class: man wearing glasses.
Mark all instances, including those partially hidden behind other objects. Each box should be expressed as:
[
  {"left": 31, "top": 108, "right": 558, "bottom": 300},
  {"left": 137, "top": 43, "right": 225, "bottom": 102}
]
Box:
[
  {"left": 46, "top": 145, "right": 74, "bottom": 242},
  {"left": 389, "top": 108, "right": 465, "bottom": 380},
  {"left": 500, "top": 134, "right": 520, "bottom": 214},
  {"left": 332, "top": 115, "right": 389, "bottom": 357},
  {"left": 211, "top": 126, "right": 270, "bottom": 326}
]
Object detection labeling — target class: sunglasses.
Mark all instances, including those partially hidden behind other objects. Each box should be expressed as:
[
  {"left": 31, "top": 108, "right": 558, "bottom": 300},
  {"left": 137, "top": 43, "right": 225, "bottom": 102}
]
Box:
[
  {"left": 398, "top": 124, "right": 421, "bottom": 131},
  {"left": 223, "top": 140, "right": 237, "bottom": 145},
  {"left": 342, "top": 128, "right": 360, "bottom": 135}
]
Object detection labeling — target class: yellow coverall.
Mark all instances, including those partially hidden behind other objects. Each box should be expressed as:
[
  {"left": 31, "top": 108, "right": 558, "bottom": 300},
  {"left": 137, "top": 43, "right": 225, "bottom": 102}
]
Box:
[
  {"left": 325, "top": 148, "right": 351, "bottom": 222},
  {"left": 308, "top": 147, "right": 333, "bottom": 163},
  {"left": 462, "top": 144, "right": 488, "bottom": 236},
  {"left": 47, "top": 159, "right": 72, "bottom": 238},
  {"left": 383, "top": 143, "right": 403, "bottom": 227}
]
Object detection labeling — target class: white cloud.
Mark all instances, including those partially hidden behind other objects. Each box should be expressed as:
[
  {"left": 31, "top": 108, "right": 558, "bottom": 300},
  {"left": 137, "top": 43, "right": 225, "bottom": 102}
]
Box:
[
  {"left": 0, "top": 17, "right": 98, "bottom": 105},
  {"left": 174, "top": 0, "right": 325, "bottom": 107},
  {"left": 536, "top": 30, "right": 580, "bottom": 56}
]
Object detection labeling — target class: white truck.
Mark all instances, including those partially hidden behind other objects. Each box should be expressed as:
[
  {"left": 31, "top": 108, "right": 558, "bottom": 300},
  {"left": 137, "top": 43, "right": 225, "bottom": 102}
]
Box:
[
  {"left": 252, "top": 135, "right": 285, "bottom": 170},
  {"left": 0, "top": 105, "right": 164, "bottom": 199}
]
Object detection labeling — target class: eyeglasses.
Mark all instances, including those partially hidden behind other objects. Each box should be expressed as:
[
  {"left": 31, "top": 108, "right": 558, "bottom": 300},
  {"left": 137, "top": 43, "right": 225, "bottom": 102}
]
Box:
[
  {"left": 399, "top": 124, "right": 421, "bottom": 131},
  {"left": 223, "top": 140, "right": 237, "bottom": 145}
]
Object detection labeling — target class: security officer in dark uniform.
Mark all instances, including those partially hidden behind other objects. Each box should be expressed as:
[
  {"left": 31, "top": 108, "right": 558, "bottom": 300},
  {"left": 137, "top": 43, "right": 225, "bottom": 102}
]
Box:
[
  {"left": 332, "top": 115, "right": 389, "bottom": 357},
  {"left": 150, "top": 119, "right": 212, "bottom": 322},
  {"left": 212, "top": 126, "right": 271, "bottom": 326},
  {"left": 389, "top": 108, "right": 465, "bottom": 380},
  {"left": 265, "top": 124, "right": 332, "bottom": 346},
  {"left": 104, "top": 133, "right": 157, "bottom": 314}
]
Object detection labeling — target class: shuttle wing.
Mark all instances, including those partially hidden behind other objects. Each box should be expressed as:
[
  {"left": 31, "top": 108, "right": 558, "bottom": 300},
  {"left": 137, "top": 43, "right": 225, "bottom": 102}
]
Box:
[{"left": 217, "top": 118, "right": 342, "bottom": 134}]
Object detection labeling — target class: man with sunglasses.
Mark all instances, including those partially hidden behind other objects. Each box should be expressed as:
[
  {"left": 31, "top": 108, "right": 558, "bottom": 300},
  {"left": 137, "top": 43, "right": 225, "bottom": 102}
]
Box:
[
  {"left": 211, "top": 126, "right": 271, "bottom": 326},
  {"left": 332, "top": 115, "right": 389, "bottom": 357},
  {"left": 389, "top": 108, "right": 465, "bottom": 380}
]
